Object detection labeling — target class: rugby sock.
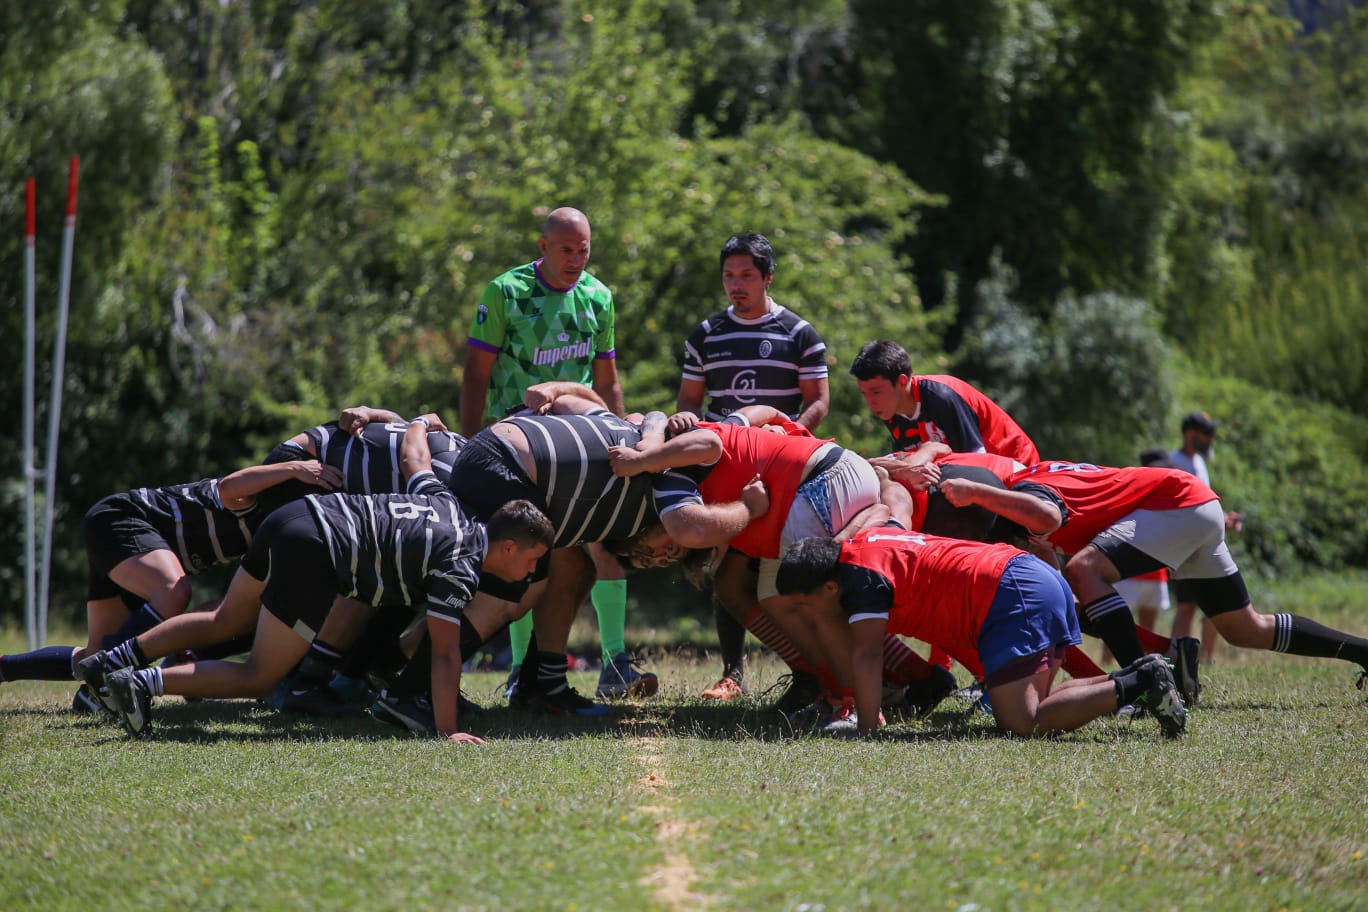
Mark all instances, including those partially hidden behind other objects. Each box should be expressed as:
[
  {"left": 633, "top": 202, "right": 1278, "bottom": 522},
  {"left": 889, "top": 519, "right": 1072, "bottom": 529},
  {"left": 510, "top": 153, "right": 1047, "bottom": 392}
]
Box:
[
  {"left": 0, "top": 646, "right": 78, "bottom": 682},
  {"left": 292, "top": 639, "right": 343, "bottom": 688},
  {"left": 1135, "top": 626, "right": 1173, "bottom": 656},
  {"left": 814, "top": 662, "right": 844, "bottom": 696},
  {"left": 1082, "top": 593, "right": 1145, "bottom": 666},
  {"left": 460, "top": 621, "right": 486, "bottom": 663},
  {"left": 1108, "top": 660, "right": 1148, "bottom": 705},
  {"left": 535, "top": 651, "right": 571, "bottom": 695},
  {"left": 714, "top": 599, "right": 748, "bottom": 680},
  {"left": 1272, "top": 614, "right": 1368, "bottom": 665},
  {"left": 508, "top": 614, "right": 533, "bottom": 667},
  {"left": 591, "top": 579, "right": 627, "bottom": 663},
  {"left": 135, "top": 666, "right": 165, "bottom": 697},
  {"left": 882, "top": 636, "right": 935, "bottom": 683},
  {"left": 741, "top": 606, "right": 819, "bottom": 675},
  {"left": 191, "top": 634, "right": 255, "bottom": 662},
  {"left": 101, "top": 604, "right": 164, "bottom": 650},
  {"left": 106, "top": 638, "right": 149, "bottom": 671},
  {"left": 1061, "top": 646, "right": 1107, "bottom": 679}
]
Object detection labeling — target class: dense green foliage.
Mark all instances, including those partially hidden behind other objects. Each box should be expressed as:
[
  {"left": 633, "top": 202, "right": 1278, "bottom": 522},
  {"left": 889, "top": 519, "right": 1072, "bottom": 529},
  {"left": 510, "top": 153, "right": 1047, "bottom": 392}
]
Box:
[{"left": 2, "top": 1, "right": 1365, "bottom": 618}]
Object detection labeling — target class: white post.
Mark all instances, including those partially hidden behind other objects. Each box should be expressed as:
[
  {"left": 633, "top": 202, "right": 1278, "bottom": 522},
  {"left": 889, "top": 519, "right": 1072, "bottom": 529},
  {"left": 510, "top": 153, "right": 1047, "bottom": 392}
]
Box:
[
  {"left": 37, "top": 157, "right": 79, "bottom": 644},
  {"left": 23, "top": 178, "right": 39, "bottom": 650}
]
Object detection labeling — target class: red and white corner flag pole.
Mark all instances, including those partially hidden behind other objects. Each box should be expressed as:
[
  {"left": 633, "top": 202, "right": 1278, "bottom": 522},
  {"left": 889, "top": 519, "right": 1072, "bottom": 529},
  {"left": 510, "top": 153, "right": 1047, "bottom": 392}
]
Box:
[
  {"left": 36, "top": 156, "right": 79, "bottom": 644},
  {"left": 23, "top": 178, "right": 39, "bottom": 650}
]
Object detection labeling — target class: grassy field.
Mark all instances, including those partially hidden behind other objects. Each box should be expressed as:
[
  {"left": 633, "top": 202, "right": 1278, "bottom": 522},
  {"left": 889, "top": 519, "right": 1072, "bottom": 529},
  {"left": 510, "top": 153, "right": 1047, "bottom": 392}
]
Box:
[{"left": 2, "top": 588, "right": 1366, "bottom": 912}]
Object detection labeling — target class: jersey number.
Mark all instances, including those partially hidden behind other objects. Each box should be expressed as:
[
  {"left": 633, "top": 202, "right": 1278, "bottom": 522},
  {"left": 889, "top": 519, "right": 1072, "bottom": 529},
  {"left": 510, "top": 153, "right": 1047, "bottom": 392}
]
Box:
[{"left": 388, "top": 502, "right": 439, "bottom": 522}]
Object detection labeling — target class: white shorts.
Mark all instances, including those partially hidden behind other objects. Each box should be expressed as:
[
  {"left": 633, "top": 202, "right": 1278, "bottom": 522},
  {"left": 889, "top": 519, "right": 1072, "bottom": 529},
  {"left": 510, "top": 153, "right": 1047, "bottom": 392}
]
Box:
[
  {"left": 1093, "top": 501, "right": 1238, "bottom": 580},
  {"left": 757, "top": 447, "right": 880, "bottom": 600},
  {"left": 1113, "top": 578, "right": 1171, "bottom": 614}
]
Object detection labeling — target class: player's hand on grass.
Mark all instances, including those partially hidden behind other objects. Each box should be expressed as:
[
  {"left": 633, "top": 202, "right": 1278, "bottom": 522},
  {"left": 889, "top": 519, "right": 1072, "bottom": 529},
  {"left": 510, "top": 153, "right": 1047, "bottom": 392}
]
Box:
[{"left": 447, "top": 732, "right": 486, "bottom": 745}]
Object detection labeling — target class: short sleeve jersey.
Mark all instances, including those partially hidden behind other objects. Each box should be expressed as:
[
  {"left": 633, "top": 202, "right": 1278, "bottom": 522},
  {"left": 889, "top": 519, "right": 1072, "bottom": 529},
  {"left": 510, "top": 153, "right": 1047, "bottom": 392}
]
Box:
[
  {"left": 836, "top": 528, "right": 1021, "bottom": 653},
  {"left": 1008, "top": 462, "right": 1219, "bottom": 555},
  {"left": 302, "top": 421, "right": 466, "bottom": 491},
  {"left": 115, "top": 479, "right": 258, "bottom": 574},
  {"left": 504, "top": 410, "right": 690, "bottom": 547},
  {"left": 303, "top": 471, "right": 487, "bottom": 624},
  {"left": 681, "top": 303, "right": 827, "bottom": 419},
  {"left": 466, "top": 261, "right": 616, "bottom": 422},
  {"left": 886, "top": 375, "right": 1040, "bottom": 465},
  {"left": 682, "top": 421, "right": 828, "bottom": 559}
]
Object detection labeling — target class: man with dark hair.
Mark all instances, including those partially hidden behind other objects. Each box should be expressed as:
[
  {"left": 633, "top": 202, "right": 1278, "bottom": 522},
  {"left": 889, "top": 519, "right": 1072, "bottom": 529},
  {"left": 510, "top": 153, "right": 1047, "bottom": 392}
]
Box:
[
  {"left": 460, "top": 207, "right": 636, "bottom": 698},
  {"left": 850, "top": 340, "right": 1038, "bottom": 463},
  {"left": 775, "top": 530, "right": 1186, "bottom": 739},
  {"left": 939, "top": 460, "right": 1368, "bottom": 700},
  {"left": 101, "top": 416, "right": 553, "bottom": 741},
  {"left": 676, "top": 232, "right": 831, "bottom": 700}
]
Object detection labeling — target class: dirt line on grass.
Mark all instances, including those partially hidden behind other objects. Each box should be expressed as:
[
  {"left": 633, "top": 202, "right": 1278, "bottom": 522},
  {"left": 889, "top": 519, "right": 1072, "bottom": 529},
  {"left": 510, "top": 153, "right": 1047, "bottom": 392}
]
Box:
[{"left": 635, "top": 738, "right": 715, "bottom": 911}]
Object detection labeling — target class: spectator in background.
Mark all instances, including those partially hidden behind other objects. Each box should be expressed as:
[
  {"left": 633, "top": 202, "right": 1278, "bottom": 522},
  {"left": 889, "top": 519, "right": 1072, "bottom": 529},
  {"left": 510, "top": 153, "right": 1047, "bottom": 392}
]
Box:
[
  {"left": 675, "top": 233, "right": 830, "bottom": 701},
  {"left": 1169, "top": 412, "right": 1243, "bottom": 663}
]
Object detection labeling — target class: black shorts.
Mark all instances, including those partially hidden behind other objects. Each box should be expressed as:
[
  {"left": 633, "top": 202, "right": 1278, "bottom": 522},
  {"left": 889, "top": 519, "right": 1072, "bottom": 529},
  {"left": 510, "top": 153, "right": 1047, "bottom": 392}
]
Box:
[
  {"left": 243, "top": 500, "right": 338, "bottom": 642},
  {"left": 446, "top": 430, "right": 545, "bottom": 518},
  {"left": 82, "top": 495, "right": 174, "bottom": 602}
]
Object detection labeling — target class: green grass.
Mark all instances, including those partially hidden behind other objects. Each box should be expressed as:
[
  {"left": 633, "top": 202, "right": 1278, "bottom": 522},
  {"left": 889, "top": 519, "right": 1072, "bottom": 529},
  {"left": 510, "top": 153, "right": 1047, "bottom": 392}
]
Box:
[{"left": 3, "top": 593, "right": 1367, "bottom": 912}]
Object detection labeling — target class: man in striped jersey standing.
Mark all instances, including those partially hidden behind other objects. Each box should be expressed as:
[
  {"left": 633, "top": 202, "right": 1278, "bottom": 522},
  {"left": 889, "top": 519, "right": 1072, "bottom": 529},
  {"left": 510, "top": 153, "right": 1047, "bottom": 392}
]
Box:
[{"left": 676, "top": 233, "right": 830, "bottom": 700}]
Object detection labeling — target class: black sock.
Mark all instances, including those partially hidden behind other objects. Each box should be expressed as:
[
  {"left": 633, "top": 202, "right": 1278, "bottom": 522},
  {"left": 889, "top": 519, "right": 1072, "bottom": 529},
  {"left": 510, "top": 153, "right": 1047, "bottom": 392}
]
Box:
[
  {"left": 292, "top": 639, "right": 343, "bottom": 687},
  {"left": 536, "top": 651, "right": 570, "bottom": 695},
  {"left": 0, "top": 645, "right": 78, "bottom": 680},
  {"left": 191, "top": 634, "right": 255, "bottom": 662},
  {"left": 460, "top": 621, "right": 486, "bottom": 664},
  {"left": 715, "top": 598, "right": 747, "bottom": 680},
  {"left": 101, "top": 604, "right": 164, "bottom": 650},
  {"left": 1082, "top": 593, "right": 1145, "bottom": 666},
  {"left": 1273, "top": 614, "right": 1368, "bottom": 666},
  {"left": 1109, "top": 661, "right": 1147, "bottom": 705},
  {"left": 391, "top": 636, "right": 431, "bottom": 698},
  {"left": 340, "top": 611, "right": 410, "bottom": 678},
  {"left": 0, "top": 646, "right": 77, "bottom": 682}
]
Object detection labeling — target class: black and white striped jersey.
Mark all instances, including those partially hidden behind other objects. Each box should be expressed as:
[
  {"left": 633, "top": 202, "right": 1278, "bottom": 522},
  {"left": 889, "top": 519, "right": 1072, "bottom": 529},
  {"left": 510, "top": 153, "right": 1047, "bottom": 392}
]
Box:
[
  {"left": 117, "top": 479, "right": 258, "bottom": 574},
  {"left": 681, "top": 304, "right": 827, "bottom": 420},
  {"left": 302, "top": 471, "right": 485, "bottom": 624},
  {"left": 298, "top": 421, "right": 466, "bottom": 492},
  {"left": 506, "top": 410, "right": 689, "bottom": 547}
]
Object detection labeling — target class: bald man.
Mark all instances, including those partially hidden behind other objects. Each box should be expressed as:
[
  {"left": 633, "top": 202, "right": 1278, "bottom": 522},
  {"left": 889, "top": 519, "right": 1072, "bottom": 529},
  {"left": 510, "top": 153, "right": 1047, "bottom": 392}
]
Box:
[{"left": 460, "top": 208, "right": 640, "bottom": 698}]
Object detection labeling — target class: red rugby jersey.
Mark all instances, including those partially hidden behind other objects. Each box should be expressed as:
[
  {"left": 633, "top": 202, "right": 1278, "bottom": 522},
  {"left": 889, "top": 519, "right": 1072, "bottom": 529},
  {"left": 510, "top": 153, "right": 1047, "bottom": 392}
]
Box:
[
  {"left": 887, "top": 375, "right": 1041, "bottom": 464},
  {"left": 839, "top": 529, "right": 1022, "bottom": 651},
  {"left": 696, "top": 421, "right": 827, "bottom": 558},
  {"left": 1008, "top": 461, "right": 1219, "bottom": 554}
]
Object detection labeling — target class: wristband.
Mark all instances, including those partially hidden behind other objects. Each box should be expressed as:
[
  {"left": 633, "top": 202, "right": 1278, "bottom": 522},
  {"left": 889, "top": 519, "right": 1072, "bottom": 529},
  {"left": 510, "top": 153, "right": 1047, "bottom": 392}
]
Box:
[{"left": 410, "top": 417, "right": 431, "bottom": 429}]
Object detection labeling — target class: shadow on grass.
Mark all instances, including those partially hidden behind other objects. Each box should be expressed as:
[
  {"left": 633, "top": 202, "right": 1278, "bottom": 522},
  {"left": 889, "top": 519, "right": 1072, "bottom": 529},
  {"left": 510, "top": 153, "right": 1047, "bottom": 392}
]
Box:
[{"left": 63, "top": 693, "right": 1194, "bottom": 746}]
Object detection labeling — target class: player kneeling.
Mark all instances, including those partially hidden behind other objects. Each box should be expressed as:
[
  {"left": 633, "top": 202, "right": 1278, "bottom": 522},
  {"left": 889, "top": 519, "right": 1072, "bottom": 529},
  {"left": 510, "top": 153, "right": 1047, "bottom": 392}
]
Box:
[{"left": 776, "top": 529, "right": 1186, "bottom": 739}]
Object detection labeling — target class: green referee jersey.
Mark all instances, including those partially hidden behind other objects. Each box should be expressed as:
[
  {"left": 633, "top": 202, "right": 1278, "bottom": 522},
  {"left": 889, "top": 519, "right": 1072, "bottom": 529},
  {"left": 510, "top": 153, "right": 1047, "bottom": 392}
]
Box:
[{"left": 466, "top": 261, "right": 617, "bottom": 421}]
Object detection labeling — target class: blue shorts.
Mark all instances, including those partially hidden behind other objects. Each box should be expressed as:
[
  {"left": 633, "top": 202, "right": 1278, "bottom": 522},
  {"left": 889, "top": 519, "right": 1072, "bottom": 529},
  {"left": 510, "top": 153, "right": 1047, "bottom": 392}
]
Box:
[{"left": 977, "top": 555, "right": 1081, "bottom": 687}]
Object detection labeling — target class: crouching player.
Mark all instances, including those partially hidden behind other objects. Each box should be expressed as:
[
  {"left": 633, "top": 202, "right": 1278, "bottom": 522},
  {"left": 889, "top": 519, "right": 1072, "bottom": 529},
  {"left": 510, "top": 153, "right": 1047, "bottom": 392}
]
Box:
[
  {"left": 776, "top": 529, "right": 1187, "bottom": 739},
  {"left": 102, "top": 417, "right": 552, "bottom": 742}
]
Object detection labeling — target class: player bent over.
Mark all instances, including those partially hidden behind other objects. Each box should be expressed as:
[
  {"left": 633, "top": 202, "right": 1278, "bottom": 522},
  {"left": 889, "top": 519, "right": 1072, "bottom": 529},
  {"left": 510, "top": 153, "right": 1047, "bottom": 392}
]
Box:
[
  {"left": 102, "top": 418, "right": 552, "bottom": 742},
  {"left": 776, "top": 529, "right": 1187, "bottom": 738}
]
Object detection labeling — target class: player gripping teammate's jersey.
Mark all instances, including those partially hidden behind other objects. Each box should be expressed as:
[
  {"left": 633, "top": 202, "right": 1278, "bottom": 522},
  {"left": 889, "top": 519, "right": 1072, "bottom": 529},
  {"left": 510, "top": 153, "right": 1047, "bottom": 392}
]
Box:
[{"left": 466, "top": 261, "right": 616, "bottom": 422}]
